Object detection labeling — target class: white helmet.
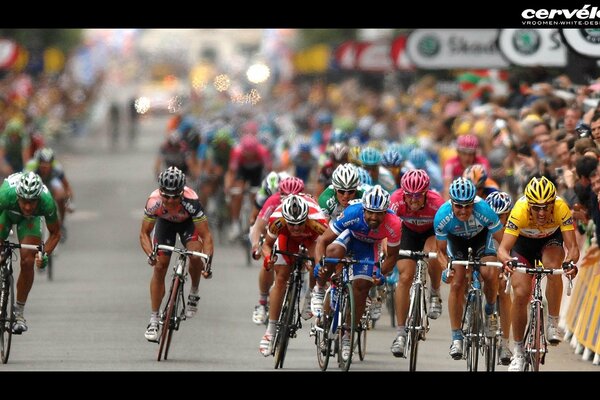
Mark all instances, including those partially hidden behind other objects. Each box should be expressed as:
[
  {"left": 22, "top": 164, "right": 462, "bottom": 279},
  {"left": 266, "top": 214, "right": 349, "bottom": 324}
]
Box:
[
  {"left": 331, "top": 163, "right": 359, "bottom": 191},
  {"left": 281, "top": 194, "right": 309, "bottom": 225},
  {"left": 362, "top": 184, "right": 390, "bottom": 212}
]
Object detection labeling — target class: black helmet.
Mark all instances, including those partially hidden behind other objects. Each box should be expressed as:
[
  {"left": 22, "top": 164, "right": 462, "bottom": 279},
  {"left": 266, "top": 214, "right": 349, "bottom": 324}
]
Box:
[{"left": 158, "top": 166, "right": 186, "bottom": 195}]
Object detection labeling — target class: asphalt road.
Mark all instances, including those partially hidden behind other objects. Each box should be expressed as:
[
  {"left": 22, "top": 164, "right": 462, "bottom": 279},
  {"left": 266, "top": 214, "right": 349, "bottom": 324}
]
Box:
[{"left": 2, "top": 108, "right": 597, "bottom": 372}]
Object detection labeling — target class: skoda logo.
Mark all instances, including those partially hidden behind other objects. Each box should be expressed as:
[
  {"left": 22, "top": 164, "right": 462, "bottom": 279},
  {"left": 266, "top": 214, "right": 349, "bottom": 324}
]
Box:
[
  {"left": 512, "top": 29, "right": 540, "bottom": 55},
  {"left": 580, "top": 29, "right": 600, "bottom": 44},
  {"left": 417, "top": 35, "right": 440, "bottom": 57}
]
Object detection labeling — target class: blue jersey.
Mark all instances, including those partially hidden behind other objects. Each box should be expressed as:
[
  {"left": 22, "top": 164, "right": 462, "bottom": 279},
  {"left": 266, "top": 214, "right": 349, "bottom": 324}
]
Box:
[
  {"left": 331, "top": 202, "right": 402, "bottom": 246},
  {"left": 434, "top": 197, "right": 501, "bottom": 241}
]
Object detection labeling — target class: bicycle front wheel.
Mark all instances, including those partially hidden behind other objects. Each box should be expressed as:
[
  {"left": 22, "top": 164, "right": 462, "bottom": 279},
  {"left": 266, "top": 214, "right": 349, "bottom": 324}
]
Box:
[
  {"left": 316, "top": 309, "right": 332, "bottom": 371},
  {"left": 526, "top": 303, "right": 543, "bottom": 372},
  {"left": 157, "top": 277, "right": 179, "bottom": 362},
  {"left": 357, "top": 310, "right": 369, "bottom": 361},
  {"left": 466, "top": 294, "right": 481, "bottom": 372},
  {"left": 406, "top": 284, "right": 422, "bottom": 372},
  {"left": 47, "top": 253, "right": 53, "bottom": 281},
  {"left": 273, "top": 279, "right": 298, "bottom": 369},
  {"left": 0, "top": 274, "right": 14, "bottom": 364},
  {"left": 386, "top": 283, "right": 396, "bottom": 328},
  {"left": 338, "top": 282, "right": 356, "bottom": 372}
]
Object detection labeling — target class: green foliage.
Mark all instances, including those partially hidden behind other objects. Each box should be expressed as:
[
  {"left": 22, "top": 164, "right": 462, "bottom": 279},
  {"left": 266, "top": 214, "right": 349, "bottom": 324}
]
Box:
[
  {"left": 0, "top": 29, "right": 83, "bottom": 53},
  {"left": 296, "top": 29, "right": 358, "bottom": 49}
]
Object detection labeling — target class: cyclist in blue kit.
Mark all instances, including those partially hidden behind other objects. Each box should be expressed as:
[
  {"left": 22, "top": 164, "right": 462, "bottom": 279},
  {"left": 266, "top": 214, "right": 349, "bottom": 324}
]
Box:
[{"left": 434, "top": 177, "right": 504, "bottom": 360}]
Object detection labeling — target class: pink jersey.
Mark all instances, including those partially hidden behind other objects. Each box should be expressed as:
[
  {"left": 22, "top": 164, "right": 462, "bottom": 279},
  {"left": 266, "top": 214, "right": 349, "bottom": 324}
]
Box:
[
  {"left": 389, "top": 189, "right": 444, "bottom": 233},
  {"left": 228, "top": 144, "right": 271, "bottom": 172},
  {"left": 258, "top": 193, "right": 283, "bottom": 222},
  {"left": 143, "top": 187, "right": 206, "bottom": 223},
  {"left": 443, "top": 155, "right": 491, "bottom": 181}
]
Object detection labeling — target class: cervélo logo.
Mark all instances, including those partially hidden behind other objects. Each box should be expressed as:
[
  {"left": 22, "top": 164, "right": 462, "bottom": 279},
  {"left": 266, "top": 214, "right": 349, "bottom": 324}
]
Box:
[{"left": 522, "top": 5, "right": 600, "bottom": 26}]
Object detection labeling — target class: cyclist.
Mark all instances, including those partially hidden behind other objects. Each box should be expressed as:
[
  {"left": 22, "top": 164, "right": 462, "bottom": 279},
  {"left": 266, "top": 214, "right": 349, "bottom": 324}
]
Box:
[
  {"left": 484, "top": 191, "right": 514, "bottom": 365},
  {"left": 0, "top": 171, "right": 60, "bottom": 334},
  {"left": 258, "top": 194, "right": 328, "bottom": 356},
  {"left": 249, "top": 176, "right": 305, "bottom": 325},
  {"left": 388, "top": 169, "right": 445, "bottom": 357},
  {"left": 318, "top": 163, "right": 363, "bottom": 221},
  {"left": 497, "top": 176, "right": 579, "bottom": 371},
  {"left": 0, "top": 118, "right": 31, "bottom": 177},
  {"left": 434, "top": 177, "right": 503, "bottom": 360},
  {"left": 313, "top": 185, "right": 402, "bottom": 361},
  {"left": 359, "top": 147, "right": 397, "bottom": 194},
  {"left": 251, "top": 171, "right": 291, "bottom": 226},
  {"left": 442, "top": 134, "right": 491, "bottom": 200},
  {"left": 140, "top": 166, "right": 214, "bottom": 342},
  {"left": 462, "top": 164, "right": 499, "bottom": 199},
  {"left": 316, "top": 143, "right": 350, "bottom": 195},
  {"left": 24, "top": 148, "right": 74, "bottom": 241},
  {"left": 381, "top": 148, "right": 404, "bottom": 188}
]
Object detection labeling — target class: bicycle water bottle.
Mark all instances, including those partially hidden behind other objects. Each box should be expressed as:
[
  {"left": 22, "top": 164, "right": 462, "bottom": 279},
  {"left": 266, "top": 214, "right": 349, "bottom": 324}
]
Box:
[{"left": 330, "top": 283, "right": 337, "bottom": 310}]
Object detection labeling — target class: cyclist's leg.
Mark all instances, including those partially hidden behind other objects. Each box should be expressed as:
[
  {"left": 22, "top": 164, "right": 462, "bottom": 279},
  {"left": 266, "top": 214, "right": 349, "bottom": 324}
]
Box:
[
  {"left": 182, "top": 218, "right": 207, "bottom": 317},
  {"left": 150, "top": 219, "right": 175, "bottom": 313},
  {"left": 541, "top": 235, "right": 566, "bottom": 343},
  {"left": 424, "top": 235, "right": 442, "bottom": 308},
  {"left": 446, "top": 237, "right": 468, "bottom": 358},
  {"left": 508, "top": 251, "right": 534, "bottom": 361}
]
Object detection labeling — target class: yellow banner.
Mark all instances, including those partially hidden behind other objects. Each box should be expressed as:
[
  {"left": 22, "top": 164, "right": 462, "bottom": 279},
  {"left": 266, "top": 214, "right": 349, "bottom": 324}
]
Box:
[{"left": 293, "top": 44, "right": 330, "bottom": 74}]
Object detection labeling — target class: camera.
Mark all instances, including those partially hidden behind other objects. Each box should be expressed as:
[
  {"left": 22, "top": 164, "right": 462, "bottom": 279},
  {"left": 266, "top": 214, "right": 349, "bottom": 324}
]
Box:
[{"left": 555, "top": 167, "right": 564, "bottom": 176}]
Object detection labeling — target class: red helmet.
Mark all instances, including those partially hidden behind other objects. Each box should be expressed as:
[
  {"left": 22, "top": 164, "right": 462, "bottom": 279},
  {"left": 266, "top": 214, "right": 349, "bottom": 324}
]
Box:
[
  {"left": 400, "top": 169, "right": 430, "bottom": 193},
  {"left": 240, "top": 133, "right": 259, "bottom": 151},
  {"left": 279, "top": 177, "right": 304, "bottom": 195},
  {"left": 241, "top": 120, "right": 259, "bottom": 135},
  {"left": 456, "top": 134, "right": 479, "bottom": 153}
]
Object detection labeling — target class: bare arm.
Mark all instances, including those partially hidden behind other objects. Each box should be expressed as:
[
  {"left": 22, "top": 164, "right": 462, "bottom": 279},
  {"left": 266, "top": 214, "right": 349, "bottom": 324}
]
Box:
[
  {"left": 44, "top": 220, "right": 61, "bottom": 255},
  {"left": 195, "top": 219, "right": 213, "bottom": 256},
  {"left": 140, "top": 218, "right": 156, "bottom": 257},
  {"left": 436, "top": 239, "right": 449, "bottom": 270},
  {"left": 315, "top": 226, "right": 338, "bottom": 266},
  {"left": 497, "top": 233, "right": 518, "bottom": 265},
  {"left": 381, "top": 243, "right": 400, "bottom": 275},
  {"left": 561, "top": 229, "right": 580, "bottom": 264}
]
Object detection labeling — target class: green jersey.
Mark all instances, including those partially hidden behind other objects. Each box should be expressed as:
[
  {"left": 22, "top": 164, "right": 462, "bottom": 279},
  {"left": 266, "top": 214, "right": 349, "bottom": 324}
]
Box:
[
  {"left": 318, "top": 184, "right": 364, "bottom": 220},
  {"left": 0, "top": 173, "right": 59, "bottom": 225}
]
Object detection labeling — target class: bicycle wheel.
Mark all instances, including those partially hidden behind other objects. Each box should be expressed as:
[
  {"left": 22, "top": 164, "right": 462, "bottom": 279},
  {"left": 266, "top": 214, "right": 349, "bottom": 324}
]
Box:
[
  {"left": 526, "top": 303, "right": 543, "bottom": 372},
  {"left": 406, "top": 284, "right": 422, "bottom": 372},
  {"left": 157, "top": 277, "right": 179, "bottom": 362},
  {"left": 163, "top": 280, "right": 184, "bottom": 361},
  {"left": 46, "top": 253, "right": 53, "bottom": 281},
  {"left": 338, "top": 281, "right": 356, "bottom": 372},
  {"left": 386, "top": 283, "right": 396, "bottom": 327},
  {"left": 357, "top": 310, "right": 369, "bottom": 361},
  {"left": 0, "top": 274, "right": 14, "bottom": 364},
  {"left": 273, "top": 279, "right": 298, "bottom": 369},
  {"left": 316, "top": 307, "right": 333, "bottom": 371},
  {"left": 485, "top": 332, "right": 497, "bottom": 371},
  {"left": 466, "top": 294, "right": 481, "bottom": 372}
]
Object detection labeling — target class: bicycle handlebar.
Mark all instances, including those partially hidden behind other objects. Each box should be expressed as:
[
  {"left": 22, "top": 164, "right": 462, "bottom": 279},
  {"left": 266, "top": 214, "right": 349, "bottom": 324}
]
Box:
[
  {"left": 398, "top": 250, "right": 437, "bottom": 259},
  {"left": 449, "top": 260, "right": 504, "bottom": 269},
  {"left": 252, "top": 234, "right": 265, "bottom": 260},
  {"left": 2, "top": 242, "right": 44, "bottom": 252},
  {"left": 156, "top": 244, "right": 210, "bottom": 261},
  {"left": 273, "top": 248, "right": 314, "bottom": 263}
]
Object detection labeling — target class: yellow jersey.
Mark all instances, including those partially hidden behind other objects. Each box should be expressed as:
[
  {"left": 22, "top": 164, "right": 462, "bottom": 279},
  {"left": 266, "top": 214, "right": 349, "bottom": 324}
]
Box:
[{"left": 504, "top": 196, "right": 574, "bottom": 239}]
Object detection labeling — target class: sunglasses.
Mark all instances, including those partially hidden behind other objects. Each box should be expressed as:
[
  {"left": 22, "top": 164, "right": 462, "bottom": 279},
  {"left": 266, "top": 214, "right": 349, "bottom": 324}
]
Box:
[
  {"left": 452, "top": 202, "right": 474, "bottom": 209},
  {"left": 337, "top": 189, "right": 356, "bottom": 195},
  {"left": 287, "top": 221, "right": 306, "bottom": 227},
  {"left": 160, "top": 192, "right": 181, "bottom": 199},
  {"left": 530, "top": 203, "right": 553, "bottom": 212},
  {"left": 404, "top": 191, "right": 425, "bottom": 199}
]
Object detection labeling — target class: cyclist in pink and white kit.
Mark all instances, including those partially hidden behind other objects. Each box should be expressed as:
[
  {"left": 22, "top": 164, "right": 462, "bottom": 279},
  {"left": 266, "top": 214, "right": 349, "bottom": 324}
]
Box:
[
  {"left": 389, "top": 169, "right": 445, "bottom": 357},
  {"left": 442, "top": 134, "right": 490, "bottom": 200}
]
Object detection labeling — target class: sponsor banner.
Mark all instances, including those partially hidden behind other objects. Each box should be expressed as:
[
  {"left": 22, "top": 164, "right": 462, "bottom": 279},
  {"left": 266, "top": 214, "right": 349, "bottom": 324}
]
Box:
[
  {"left": 520, "top": 5, "right": 600, "bottom": 27},
  {"left": 390, "top": 35, "right": 414, "bottom": 70},
  {"left": 561, "top": 29, "right": 600, "bottom": 58},
  {"left": 334, "top": 41, "right": 356, "bottom": 70},
  {"left": 566, "top": 244, "right": 597, "bottom": 333},
  {"left": 292, "top": 44, "right": 330, "bottom": 74},
  {"left": 0, "top": 39, "right": 18, "bottom": 69},
  {"left": 406, "top": 30, "right": 509, "bottom": 69},
  {"left": 354, "top": 41, "right": 393, "bottom": 72},
  {"left": 576, "top": 273, "right": 600, "bottom": 350},
  {"left": 498, "top": 29, "right": 567, "bottom": 66}
]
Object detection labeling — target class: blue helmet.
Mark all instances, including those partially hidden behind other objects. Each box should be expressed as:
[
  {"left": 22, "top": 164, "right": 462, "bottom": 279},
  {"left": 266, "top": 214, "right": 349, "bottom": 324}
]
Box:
[
  {"left": 362, "top": 185, "right": 390, "bottom": 212},
  {"left": 408, "top": 148, "right": 428, "bottom": 169},
  {"left": 485, "top": 191, "right": 513, "bottom": 214},
  {"left": 356, "top": 166, "right": 373, "bottom": 186},
  {"left": 381, "top": 149, "right": 403, "bottom": 167},
  {"left": 449, "top": 177, "right": 476, "bottom": 203},
  {"left": 359, "top": 147, "right": 382, "bottom": 166}
]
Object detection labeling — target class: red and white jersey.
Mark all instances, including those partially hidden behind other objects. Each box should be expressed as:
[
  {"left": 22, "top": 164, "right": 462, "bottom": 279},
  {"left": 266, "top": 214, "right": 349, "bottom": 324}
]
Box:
[
  {"left": 143, "top": 187, "right": 206, "bottom": 223},
  {"left": 389, "top": 189, "right": 444, "bottom": 233},
  {"left": 267, "top": 194, "right": 327, "bottom": 241},
  {"left": 257, "top": 193, "right": 283, "bottom": 222},
  {"left": 228, "top": 144, "right": 271, "bottom": 171}
]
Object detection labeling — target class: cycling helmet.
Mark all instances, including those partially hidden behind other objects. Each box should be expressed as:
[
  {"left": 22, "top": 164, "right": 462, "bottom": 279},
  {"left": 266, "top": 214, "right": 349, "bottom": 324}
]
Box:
[
  {"left": 462, "top": 164, "right": 488, "bottom": 189},
  {"left": 456, "top": 134, "right": 479, "bottom": 153},
  {"left": 359, "top": 147, "right": 382, "bottom": 166},
  {"left": 448, "top": 177, "right": 476, "bottom": 204},
  {"left": 362, "top": 184, "right": 390, "bottom": 212},
  {"left": 330, "top": 129, "right": 348, "bottom": 144},
  {"left": 262, "top": 171, "right": 281, "bottom": 197},
  {"left": 401, "top": 169, "right": 430, "bottom": 193},
  {"left": 330, "top": 143, "right": 349, "bottom": 162},
  {"left": 279, "top": 176, "right": 305, "bottom": 196},
  {"left": 408, "top": 148, "right": 428, "bottom": 169},
  {"left": 348, "top": 146, "right": 362, "bottom": 166},
  {"left": 241, "top": 120, "right": 259, "bottom": 135},
  {"left": 35, "top": 148, "right": 55, "bottom": 163},
  {"left": 158, "top": 166, "right": 186, "bottom": 195},
  {"left": 356, "top": 166, "right": 373, "bottom": 186},
  {"left": 16, "top": 172, "right": 43, "bottom": 200},
  {"left": 281, "top": 194, "right": 309, "bottom": 224},
  {"left": 381, "top": 149, "right": 403, "bottom": 167},
  {"left": 524, "top": 176, "right": 556, "bottom": 204},
  {"left": 332, "top": 163, "right": 359, "bottom": 190},
  {"left": 212, "top": 128, "right": 233, "bottom": 145},
  {"left": 485, "top": 191, "right": 513, "bottom": 214}
]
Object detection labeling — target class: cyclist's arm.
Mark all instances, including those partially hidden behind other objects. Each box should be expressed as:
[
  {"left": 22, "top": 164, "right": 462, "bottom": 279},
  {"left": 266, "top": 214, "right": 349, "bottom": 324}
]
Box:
[
  {"left": 262, "top": 230, "right": 276, "bottom": 260},
  {"left": 140, "top": 218, "right": 156, "bottom": 258},
  {"left": 44, "top": 219, "right": 61, "bottom": 255},
  {"left": 60, "top": 175, "right": 74, "bottom": 200},
  {"left": 315, "top": 226, "right": 338, "bottom": 266},
  {"left": 562, "top": 229, "right": 580, "bottom": 264},
  {"left": 195, "top": 218, "right": 213, "bottom": 257},
  {"left": 249, "top": 217, "right": 267, "bottom": 249},
  {"left": 497, "top": 232, "right": 518, "bottom": 265},
  {"left": 436, "top": 239, "right": 449, "bottom": 270},
  {"left": 381, "top": 243, "right": 400, "bottom": 275},
  {"left": 492, "top": 229, "right": 504, "bottom": 246}
]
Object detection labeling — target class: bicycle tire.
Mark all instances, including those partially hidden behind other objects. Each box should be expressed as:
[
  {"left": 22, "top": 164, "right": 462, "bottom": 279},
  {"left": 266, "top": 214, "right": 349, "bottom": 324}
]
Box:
[
  {"left": 407, "top": 284, "right": 422, "bottom": 372},
  {"left": 529, "top": 303, "right": 543, "bottom": 372},
  {"left": 357, "top": 310, "right": 368, "bottom": 361},
  {"left": 485, "top": 335, "right": 497, "bottom": 372},
  {"left": 47, "top": 253, "right": 53, "bottom": 281},
  {"left": 157, "top": 277, "right": 179, "bottom": 362},
  {"left": 466, "top": 293, "right": 481, "bottom": 372},
  {"left": 338, "top": 281, "right": 356, "bottom": 372},
  {"left": 316, "top": 301, "right": 332, "bottom": 371},
  {"left": 274, "top": 278, "right": 298, "bottom": 369},
  {"left": 164, "top": 280, "right": 184, "bottom": 361},
  {"left": 0, "top": 274, "right": 14, "bottom": 364},
  {"left": 387, "top": 283, "right": 396, "bottom": 328}
]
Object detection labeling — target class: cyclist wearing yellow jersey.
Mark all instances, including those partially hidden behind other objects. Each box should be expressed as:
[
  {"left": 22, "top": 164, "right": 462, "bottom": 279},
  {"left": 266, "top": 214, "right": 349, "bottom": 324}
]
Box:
[{"left": 497, "top": 176, "right": 579, "bottom": 371}]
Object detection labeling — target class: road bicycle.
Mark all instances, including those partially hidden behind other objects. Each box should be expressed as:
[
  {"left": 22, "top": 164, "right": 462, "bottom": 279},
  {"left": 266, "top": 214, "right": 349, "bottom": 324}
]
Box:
[
  {"left": 505, "top": 259, "right": 574, "bottom": 372},
  {"left": 398, "top": 249, "right": 437, "bottom": 371},
  {"left": 153, "top": 244, "right": 210, "bottom": 362},
  {"left": 270, "top": 245, "right": 313, "bottom": 369},
  {"left": 447, "top": 248, "right": 503, "bottom": 372},
  {"left": 0, "top": 240, "right": 44, "bottom": 364}
]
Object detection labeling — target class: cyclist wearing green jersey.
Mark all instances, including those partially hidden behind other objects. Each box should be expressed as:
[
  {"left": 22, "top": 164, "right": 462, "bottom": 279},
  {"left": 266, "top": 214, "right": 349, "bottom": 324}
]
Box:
[
  {"left": 318, "top": 163, "right": 363, "bottom": 221},
  {"left": 0, "top": 172, "right": 60, "bottom": 334}
]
